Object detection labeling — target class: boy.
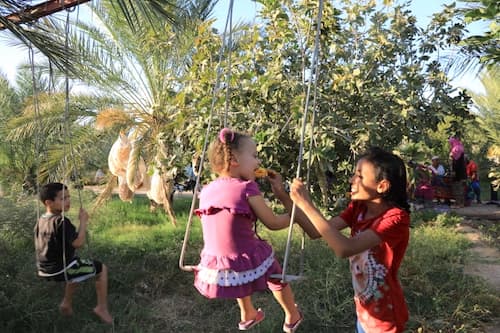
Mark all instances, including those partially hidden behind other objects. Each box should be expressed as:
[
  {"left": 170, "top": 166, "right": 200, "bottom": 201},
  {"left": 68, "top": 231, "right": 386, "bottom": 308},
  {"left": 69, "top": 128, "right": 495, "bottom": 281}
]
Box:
[{"left": 34, "top": 182, "right": 112, "bottom": 324}]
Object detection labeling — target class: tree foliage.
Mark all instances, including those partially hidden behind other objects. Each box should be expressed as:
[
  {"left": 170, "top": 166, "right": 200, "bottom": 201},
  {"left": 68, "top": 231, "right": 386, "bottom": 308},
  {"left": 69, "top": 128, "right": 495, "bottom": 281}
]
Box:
[
  {"left": 2, "top": 0, "right": 483, "bottom": 211},
  {"left": 467, "top": 66, "right": 500, "bottom": 189},
  {"left": 0, "top": 68, "right": 118, "bottom": 193},
  {"left": 176, "top": 0, "right": 474, "bottom": 209}
]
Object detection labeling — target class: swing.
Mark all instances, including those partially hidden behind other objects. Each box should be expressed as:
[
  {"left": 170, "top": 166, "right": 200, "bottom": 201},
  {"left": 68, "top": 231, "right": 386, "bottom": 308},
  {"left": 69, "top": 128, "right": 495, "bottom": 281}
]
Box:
[
  {"left": 179, "top": 0, "right": 325, "bottom": 284},
  {"left": 32, "top": 5, "right": 88, "bottom": 283},
  {"left": 179, "top": 0, "right": 236, "bottom": 272},
  {"left": 269, "top": 0, "right": 324, "bottom": 283}
]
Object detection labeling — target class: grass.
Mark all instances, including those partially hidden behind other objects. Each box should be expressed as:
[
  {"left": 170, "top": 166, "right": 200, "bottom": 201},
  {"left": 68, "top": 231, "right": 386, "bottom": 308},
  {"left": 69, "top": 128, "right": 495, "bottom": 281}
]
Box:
[{"left": 1, "top": 189, "right": 499, "bottom": 332}]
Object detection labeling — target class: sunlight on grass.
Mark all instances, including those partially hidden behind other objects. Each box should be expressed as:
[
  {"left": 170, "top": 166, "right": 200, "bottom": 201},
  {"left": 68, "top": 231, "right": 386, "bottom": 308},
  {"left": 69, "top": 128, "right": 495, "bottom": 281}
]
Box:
[
  {"left": 3, "top": 194, "right": 499, "bottom": 332},
  {"left": 99, "top": 224, "right": 167, "bottom": 246}
]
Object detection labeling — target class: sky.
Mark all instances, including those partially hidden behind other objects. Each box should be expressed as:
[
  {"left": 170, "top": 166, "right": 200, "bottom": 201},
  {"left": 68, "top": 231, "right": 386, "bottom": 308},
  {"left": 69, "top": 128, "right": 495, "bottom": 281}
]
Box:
[{"left": 0, "top": 0, "right": 489, "bottom": 91}]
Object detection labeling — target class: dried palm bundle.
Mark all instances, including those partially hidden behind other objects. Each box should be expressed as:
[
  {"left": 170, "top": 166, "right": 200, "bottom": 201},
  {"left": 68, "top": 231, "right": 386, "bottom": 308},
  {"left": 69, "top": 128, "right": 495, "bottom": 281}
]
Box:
[{"left": 108, "top": 132, "right": 130, "bottom": 178}]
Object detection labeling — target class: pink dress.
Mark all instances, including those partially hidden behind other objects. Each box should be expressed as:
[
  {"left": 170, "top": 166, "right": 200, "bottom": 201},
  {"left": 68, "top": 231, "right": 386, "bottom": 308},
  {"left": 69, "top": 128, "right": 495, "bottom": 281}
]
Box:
[{"left": 194, "top": 177, "right": 283, "bottom": 299}]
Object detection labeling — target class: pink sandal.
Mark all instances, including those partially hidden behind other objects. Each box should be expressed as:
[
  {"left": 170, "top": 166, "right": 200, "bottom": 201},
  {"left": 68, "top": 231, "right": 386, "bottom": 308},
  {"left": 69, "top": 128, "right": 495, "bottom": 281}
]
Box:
[
  {"left": 283, "top": 309, "right": 303, "bottom": 333},
  {"left": 238, "top": 308, "right": 265, "bottom": 330}
]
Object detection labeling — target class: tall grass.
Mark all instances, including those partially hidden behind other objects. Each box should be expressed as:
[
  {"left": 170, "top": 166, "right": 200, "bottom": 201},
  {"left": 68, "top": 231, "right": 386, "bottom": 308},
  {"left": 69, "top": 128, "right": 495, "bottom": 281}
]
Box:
[{"left": 1, "top": 191, "right": 499, "bottom": 332}]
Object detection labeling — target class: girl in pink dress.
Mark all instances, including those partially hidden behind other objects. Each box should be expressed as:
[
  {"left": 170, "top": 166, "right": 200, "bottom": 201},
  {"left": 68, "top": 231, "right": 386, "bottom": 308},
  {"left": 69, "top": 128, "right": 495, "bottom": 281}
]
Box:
[{"left": 194, "top": 128, "right": 303, "bottom": 332}]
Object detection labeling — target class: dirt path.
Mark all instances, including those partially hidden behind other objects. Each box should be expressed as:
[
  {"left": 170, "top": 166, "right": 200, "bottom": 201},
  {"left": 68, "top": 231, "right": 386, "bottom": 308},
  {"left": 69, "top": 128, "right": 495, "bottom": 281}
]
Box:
[
  {"left": 453, "top": 203, "right": 500, "bottom": 332},
  {"left": 456, "top": 222, "right": 500, "bottom": 292}
]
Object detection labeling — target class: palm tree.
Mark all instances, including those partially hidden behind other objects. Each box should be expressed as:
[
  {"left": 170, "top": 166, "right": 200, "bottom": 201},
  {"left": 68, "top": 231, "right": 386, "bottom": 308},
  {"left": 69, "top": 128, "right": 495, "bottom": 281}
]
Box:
[
  {"left": 0, "top": 1, "right": 216, "bottom": 74},
  {"left": 1, "top": 0, "right": 218, "bottom": 223},
  {"left": 444, "top": 0, "right": 499, "bottom": 77},
  {"left": 0, "top": 66, "right": 118, "bottom": 194},
  {"left": 47, "top": 0, "right": 218, "bottom": 225},
  {"left": 466, "top": 65, "right": 500, "bottom": 189}
]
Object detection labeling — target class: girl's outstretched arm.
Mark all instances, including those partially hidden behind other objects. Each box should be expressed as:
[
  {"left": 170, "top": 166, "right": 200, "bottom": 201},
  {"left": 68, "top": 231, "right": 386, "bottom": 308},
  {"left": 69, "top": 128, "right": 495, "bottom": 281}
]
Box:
[
  {"left": 290, "top": 178, "right": 381, "bottom": 258},
  {"left": 248, "top": 195, "right": 290, "bottom": 230},
  {"left": 268, "top": 171, "right": 345, "bottom": 239}
]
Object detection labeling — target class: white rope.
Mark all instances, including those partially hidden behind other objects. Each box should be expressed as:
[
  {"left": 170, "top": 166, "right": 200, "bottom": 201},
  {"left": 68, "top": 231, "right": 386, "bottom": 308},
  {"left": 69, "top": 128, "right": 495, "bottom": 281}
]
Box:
[
  {"left": 29, "top": 43, "right": 41, "bottom": 224},
  {"left": 278, "top": 0, "right": 324, "bottom": 283},
  {"left": 179, "top": 0, "right": 235, "bottom": 272}
]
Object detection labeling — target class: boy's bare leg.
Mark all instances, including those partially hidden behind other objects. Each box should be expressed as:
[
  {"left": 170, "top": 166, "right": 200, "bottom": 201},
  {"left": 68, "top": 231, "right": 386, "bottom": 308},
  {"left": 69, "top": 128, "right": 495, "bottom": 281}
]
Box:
[
  {"left": 93, "top": 264, "right": 113, "bottom": 324},
  {"left": 271, "top": 285, "right": 301, "bottom": 324},
  {"left": 60, "top": 282, "right": 77, "bottom": 316}
]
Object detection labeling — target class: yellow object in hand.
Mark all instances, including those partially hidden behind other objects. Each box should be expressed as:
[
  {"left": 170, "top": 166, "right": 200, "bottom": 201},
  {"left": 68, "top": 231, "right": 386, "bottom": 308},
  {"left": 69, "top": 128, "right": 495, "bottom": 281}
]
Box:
[{"left": 254, "top": 168, "right": 268, "bottom": 178}]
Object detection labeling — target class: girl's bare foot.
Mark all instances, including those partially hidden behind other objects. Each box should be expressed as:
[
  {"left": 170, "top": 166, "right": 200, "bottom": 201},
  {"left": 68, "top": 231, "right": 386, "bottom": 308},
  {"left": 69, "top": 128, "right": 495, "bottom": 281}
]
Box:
[
  {"left": 93, "top": 306, "right": 113, "bottom": 324},
  {"left": 59, "top": 303, "right": 73, "bottom": 317}
]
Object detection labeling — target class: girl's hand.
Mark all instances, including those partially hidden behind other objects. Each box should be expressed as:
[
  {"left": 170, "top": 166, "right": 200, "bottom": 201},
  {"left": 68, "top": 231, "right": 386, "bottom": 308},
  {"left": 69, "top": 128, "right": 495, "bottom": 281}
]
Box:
[
  {"left": 267, "top": 169, "right": 286, "bottom": 195},
  {"left": 290, "top": 178, "right": 312, "bottom": 209}
]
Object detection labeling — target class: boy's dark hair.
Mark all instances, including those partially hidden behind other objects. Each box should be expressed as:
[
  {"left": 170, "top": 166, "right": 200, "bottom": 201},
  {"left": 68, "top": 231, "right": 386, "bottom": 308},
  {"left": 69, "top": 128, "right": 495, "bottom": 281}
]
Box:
[
  {"left": 39, "top": 182, "right": 67, "bottom": 203},
  {"left": 360, "top": 147, "right": 411, "bottom": 213}
]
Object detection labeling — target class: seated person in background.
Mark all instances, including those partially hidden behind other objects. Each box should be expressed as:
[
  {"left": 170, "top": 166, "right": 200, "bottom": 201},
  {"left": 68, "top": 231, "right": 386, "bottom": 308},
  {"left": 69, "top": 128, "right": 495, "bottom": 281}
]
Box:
[
  {"left": 427, "top": 156, "right": 445, "bottom": 186},
  {"left": 409, "top": 161, "right": 434, "bottom": 206}
]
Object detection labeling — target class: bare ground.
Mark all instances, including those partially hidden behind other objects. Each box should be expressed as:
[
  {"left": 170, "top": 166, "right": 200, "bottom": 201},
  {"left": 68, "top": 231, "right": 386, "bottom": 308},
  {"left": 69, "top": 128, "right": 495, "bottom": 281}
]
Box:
[{"left": 453, "top": 203, "right": 500, "bottom": 333}]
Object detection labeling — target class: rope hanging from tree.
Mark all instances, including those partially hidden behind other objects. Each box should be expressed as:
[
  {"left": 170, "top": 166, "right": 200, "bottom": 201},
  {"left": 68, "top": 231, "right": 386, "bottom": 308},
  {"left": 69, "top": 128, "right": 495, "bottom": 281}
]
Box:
[
  {"left": 179, "top": 1, "right": 325, "bottom": 280},
  {"left": 179, "top": 0, "right": 236, "bottom": 272},
  {"left": 271, "top": 0, "right": 324, "bottom": 283},
  {"left": 29, "top": 41, "right": 42, "bottom": 232},
  {"left": 33, "top": 5, "right": 87, "bottom": 282}
]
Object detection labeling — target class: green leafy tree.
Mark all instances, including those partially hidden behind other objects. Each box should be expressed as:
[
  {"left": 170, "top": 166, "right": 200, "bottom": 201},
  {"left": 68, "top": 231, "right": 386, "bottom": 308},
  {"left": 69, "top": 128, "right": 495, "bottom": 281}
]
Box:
[
  {"left": 47, "top": 0, "right": 219, "bottom": 224},
  {"left": 176, "top": 0, "right": 475, "bottom": 210},
  {"left": 0, "top": 67, "right": 117, "bottom": 193},
  {"left": 467, "top": 66, "right": 500, "bottom": 189},
  {"left": 459, "top": 0, "right": 499, "bottom": 68}
]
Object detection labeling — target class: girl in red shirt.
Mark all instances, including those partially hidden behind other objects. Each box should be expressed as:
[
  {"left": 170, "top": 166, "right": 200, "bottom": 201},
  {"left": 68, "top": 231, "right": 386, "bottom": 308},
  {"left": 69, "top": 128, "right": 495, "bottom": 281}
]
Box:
[{"left": 290, "top": 147, "right": 410, "bottom": 332}]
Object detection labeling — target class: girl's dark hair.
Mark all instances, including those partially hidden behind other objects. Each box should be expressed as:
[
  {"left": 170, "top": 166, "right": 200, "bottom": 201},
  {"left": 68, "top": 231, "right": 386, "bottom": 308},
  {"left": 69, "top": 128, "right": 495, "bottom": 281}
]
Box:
[
  {"left": 359, "top": 147, "right": 410, "bottom": 213},
  {"left": 39, "top": 182, "right": 67, "bottom": 203},
  {"left": 207, "top": 129, "right": 250, "bottom": 173}
]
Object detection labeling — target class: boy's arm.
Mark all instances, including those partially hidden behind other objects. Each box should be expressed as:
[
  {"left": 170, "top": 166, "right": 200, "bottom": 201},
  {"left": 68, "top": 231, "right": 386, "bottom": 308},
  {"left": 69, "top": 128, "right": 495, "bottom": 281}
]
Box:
[{"left": 71, "top": 208, "right": 88, "bottom": 248}]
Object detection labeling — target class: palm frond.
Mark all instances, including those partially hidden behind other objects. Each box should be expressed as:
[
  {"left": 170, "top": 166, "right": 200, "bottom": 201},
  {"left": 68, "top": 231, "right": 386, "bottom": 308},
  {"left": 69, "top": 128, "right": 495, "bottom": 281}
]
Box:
[{"left": 95, "top": 107, "right": 133, "bottom": 130}]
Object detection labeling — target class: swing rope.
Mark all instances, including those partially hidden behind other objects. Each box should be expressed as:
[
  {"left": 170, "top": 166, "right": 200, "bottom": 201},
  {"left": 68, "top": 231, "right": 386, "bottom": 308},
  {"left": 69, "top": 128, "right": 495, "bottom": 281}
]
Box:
[
  {"left": 62, "top": 3, "right": 91, "bottom": 279},
  {"left": 222, "top": 0, "right": 233, "bottom": 128},
  {"left": 29, "top": 42, "right": 42, "bottom": 234},
  {"left": 32, "top": 4, "right": 84, "bottom": 282},
  {"left": 299, "top": 16, "right": 323, "bottom": 276},
  {"left": 179, "top": 0, "right": 235, "bottom": 271},
  {"left": 275, "top": 0, "right": 324, "bottom": 283}
]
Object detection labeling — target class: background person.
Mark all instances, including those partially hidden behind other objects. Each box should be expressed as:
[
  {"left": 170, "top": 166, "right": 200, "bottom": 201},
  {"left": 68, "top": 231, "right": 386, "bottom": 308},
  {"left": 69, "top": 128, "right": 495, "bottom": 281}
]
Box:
[
  {"left": 427, "top": 156, "right": 445, "bottom": 186},
  {"left": 35, "top": 183, "right": 112, "bottom": 324},
  {"left": 448, "top": 135, "right": 467, "bottom": 207},
  {"left": 465, "top": 155, "right": 481, "bottom": 204}
]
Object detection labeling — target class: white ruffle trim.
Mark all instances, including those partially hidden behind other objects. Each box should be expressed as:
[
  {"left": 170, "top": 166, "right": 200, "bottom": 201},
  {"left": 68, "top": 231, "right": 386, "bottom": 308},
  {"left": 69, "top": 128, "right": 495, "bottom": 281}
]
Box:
[{"left": 197, "top": 251, "right": 275, "bottom": 287}]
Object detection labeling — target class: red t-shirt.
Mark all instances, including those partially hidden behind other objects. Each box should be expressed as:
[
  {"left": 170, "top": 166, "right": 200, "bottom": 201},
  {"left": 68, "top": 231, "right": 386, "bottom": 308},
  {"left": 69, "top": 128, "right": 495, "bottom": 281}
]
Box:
[
  {"left": 340, "top": 201, "right": 410, "bottom": 332},
  {"left": 466, "top": 160, "right": 478, "bottom": 181}
]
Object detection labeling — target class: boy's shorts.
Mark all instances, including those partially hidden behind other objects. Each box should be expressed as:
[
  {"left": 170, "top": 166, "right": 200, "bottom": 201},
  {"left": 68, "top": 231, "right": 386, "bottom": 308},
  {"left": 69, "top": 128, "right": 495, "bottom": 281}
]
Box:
[{"left": 38, "top": 257, "right": 103, "bottom": 283}]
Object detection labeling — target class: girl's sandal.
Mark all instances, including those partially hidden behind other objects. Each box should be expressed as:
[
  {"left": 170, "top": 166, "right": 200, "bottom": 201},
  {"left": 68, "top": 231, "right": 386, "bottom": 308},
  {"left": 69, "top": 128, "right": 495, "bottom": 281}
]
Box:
[
  {"left": 238, "top": 308, "right": 265, "bottom": 331},
  {"left": 283, "top": 309, "right": 303, "bottom": 333}
]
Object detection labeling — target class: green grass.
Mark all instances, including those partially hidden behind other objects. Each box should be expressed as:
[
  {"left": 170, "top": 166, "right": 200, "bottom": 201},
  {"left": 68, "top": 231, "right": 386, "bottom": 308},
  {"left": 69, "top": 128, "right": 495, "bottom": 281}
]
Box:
[{"left": 1, "top": 191, "right": 499, "bottom": 332}]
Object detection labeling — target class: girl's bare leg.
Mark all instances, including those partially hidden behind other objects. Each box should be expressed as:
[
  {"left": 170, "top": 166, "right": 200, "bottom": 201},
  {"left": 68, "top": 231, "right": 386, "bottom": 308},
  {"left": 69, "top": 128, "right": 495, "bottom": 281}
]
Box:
[
  {"left": 271, "top": 285, "right": 301, "bottom": 324},
  {"left": 236, "top": 296, "right": 258, "bottom": 322}
]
